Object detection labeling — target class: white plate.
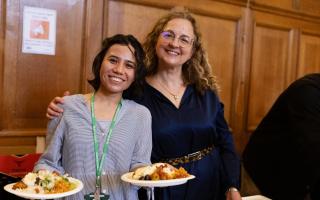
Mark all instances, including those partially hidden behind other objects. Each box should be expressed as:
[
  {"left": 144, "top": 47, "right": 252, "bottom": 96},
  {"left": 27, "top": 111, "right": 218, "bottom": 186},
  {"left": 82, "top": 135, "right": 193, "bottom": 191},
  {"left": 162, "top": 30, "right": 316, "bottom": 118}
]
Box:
[
  {"left": 242, "top": 195, "right": 272, "bottom": 200},
  {"left": 121, "top": 172, "right": 195, "bottom": 187},
  {"left": 4, "top": 177, "right": 83, "bottom": 199}
]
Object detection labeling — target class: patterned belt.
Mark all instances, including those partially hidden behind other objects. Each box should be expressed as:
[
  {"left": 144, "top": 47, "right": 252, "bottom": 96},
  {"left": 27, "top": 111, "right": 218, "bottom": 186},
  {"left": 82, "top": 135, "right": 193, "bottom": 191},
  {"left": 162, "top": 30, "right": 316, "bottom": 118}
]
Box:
[{"left": 160, "top": 145, "right": 214, "bottom": 166}]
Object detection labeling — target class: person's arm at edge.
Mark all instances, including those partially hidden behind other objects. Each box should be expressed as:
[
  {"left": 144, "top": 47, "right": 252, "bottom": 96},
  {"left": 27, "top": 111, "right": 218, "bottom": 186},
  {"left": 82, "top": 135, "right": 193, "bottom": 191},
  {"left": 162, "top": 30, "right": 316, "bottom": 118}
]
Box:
[{"left": 216, "top": 102, "right": 242, "bottom": 200}]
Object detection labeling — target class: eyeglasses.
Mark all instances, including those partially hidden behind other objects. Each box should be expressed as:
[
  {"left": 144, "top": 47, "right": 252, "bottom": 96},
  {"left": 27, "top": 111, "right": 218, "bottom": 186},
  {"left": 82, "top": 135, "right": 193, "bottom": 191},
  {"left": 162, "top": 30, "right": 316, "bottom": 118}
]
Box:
[{"left": 160, "top": 31, "right": 194, "bottom": 48}]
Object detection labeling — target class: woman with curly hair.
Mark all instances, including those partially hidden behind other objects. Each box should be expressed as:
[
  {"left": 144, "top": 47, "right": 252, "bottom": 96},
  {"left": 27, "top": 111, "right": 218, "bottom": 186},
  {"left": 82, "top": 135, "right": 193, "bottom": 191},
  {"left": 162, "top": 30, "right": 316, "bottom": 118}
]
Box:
[{"left": 46, "top": 9, "right": 241, "bottom": 200}]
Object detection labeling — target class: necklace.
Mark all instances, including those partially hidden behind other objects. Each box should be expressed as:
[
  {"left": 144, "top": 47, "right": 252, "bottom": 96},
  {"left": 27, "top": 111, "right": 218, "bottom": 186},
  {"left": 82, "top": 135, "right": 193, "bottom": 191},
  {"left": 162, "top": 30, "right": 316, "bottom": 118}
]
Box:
[{"left": 157, "top": 80, "right": 182, "bottom": 101}]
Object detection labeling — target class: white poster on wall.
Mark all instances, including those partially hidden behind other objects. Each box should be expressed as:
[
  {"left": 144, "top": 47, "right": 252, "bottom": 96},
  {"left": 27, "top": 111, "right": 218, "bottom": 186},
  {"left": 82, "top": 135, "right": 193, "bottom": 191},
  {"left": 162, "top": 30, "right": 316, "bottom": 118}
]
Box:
[{"left": 22, "top": 6, "right": 57, "bottom": 55}]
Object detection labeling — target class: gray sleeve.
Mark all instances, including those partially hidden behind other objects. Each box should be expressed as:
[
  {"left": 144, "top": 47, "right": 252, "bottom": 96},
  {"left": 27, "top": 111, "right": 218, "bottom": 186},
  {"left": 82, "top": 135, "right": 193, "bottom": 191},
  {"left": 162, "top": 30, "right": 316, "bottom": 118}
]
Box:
[
  {"left": 130, "top": 107, "right": 152, "bottom": 170},
  {"left": 45, "top": 116, "right": 60, "bottom": 147},
  {"left": 34, "top": 115, "right": 66, "bottom": 174}
]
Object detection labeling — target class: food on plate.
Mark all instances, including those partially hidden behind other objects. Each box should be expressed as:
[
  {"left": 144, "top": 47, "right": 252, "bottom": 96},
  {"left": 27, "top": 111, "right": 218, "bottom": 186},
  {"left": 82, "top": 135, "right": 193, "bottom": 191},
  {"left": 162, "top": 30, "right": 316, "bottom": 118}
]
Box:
[
  {"left": 132, "top": 163, "right": 190, "bottom": 180},
  {"left": 11, "top": 170, "right": 77, "bottom": 194},
  {"left": 12, "top": 181, "right": 27, "bottom": 190}
]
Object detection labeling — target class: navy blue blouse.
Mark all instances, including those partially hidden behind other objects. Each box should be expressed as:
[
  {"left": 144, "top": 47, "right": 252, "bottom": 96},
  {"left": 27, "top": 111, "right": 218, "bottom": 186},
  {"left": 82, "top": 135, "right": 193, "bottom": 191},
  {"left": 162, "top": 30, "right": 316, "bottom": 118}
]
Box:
[{"left": 128, "top": 82, "right": 240, "bottom": 200}]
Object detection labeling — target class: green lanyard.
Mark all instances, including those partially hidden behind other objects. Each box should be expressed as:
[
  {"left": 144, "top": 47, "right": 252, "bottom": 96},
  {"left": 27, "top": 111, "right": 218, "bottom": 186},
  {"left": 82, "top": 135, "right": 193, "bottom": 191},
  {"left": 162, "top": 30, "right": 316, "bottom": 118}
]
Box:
[{"left": 90, "top": 93, "right": 122, "bottom": 189}]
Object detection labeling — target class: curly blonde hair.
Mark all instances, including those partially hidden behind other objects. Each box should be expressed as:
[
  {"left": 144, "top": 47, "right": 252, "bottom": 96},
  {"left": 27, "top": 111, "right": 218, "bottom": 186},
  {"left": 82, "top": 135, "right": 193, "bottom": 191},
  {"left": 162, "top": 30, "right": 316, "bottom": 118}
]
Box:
[{"left": 143, "top": 9, "right": 219, "bottom": 94}]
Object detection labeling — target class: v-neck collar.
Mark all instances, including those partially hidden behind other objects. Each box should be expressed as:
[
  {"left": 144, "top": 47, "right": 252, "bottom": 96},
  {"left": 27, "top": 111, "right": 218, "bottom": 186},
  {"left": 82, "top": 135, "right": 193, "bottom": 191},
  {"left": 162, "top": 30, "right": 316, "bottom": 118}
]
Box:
[{"left": 144, "top": 81, "right": 193, "bottom": 110}]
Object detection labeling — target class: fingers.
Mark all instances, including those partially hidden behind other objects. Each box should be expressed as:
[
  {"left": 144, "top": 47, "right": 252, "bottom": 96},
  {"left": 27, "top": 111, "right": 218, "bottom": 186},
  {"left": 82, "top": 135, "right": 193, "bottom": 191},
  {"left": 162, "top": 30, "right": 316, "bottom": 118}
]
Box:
[
  {"left": 46, "top": 110, "right": 60, "bottom": 119},
  {"left": 46, "top": 106, "right": 62, "bottom": 119},
  {"left": 45, "top": 96, "right": 65, "bottom": 119},
  {"left": 226, "top": 190, "right": 241, "bottom": 200},
  {"left": 51, "top": 97, "right": 64, "bottom": 113},
  {"left": 45, "top": 91, "right": 70, "bottom": 119},
  {"left": 53, "top": 96, "right": 65, "bottom": 105}
]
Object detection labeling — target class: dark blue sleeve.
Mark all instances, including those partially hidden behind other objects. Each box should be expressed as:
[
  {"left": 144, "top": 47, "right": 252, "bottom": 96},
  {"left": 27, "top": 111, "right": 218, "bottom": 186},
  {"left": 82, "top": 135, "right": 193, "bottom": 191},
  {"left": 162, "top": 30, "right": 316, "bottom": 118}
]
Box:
[{"left": 215, "top": 101, "right": 240, "bottom": 191}]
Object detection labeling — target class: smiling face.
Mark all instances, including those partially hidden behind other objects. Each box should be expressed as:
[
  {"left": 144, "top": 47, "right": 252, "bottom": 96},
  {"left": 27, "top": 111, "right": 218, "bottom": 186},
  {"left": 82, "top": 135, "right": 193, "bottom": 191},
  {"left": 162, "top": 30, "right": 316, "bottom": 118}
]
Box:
[
  {"left": 99, "top": 44, "right": 136, "bottom": 95},
  {"left": 155, "top": 18, "right": 195, "bottom": 69}
]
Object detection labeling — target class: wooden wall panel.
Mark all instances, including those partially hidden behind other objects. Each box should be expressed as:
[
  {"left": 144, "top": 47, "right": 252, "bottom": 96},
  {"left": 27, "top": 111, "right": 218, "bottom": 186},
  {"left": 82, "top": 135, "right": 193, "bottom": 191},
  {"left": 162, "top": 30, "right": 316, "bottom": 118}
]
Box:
[
  {"left": 252, "top": 0, "right": 320, "bottom": 18},
  {"left": 2, "top": 0, "right": 85, "bottom": 130},
  {"left": 247, "top": 25, "right": 292, "bottom": 131},
  {"left": 299, "top": 0, "right": 320, "bottom": 17},
  {"left": 196, "top": 15, "right": 238, "bottom": 122},
  {"left": 253, "top": 0, "right": 293, "bottom": 11},
  {"left": 83, "top": 0, "right": 105, "bottom": 92},
  {"left": 107, "top": 1, "right": 167, "bottom": 43},
  {"left": 0, "top": 0, "right": 4, "bottom": 129},
  {"left": 298, "top": 33, "right": 320, "bottom": 77},
  {"left": 0, "top": 137, "right": 36, "bottom": 155},
  {"left": 243, "top": 8, "right": 320, "bottom": 136},
  {"left": 1, "top": 0, "right": 106, "bottom": 154}
]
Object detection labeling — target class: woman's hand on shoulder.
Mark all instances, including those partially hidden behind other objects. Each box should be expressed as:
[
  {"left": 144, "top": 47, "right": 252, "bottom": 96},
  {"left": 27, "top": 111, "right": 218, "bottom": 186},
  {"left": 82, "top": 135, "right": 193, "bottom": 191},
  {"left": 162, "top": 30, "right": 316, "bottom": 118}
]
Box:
[
  {"left": 226, "top": 187, "right": 241, "bottom": 200},
  {"left": 46, "top": 91, "right": 70, "bottom": 119}
]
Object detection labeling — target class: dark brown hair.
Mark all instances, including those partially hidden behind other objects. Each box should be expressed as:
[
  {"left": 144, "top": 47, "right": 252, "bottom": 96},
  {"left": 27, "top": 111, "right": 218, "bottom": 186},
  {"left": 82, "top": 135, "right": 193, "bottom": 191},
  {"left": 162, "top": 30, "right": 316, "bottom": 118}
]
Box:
[{"left": 88, "top": 34, "right": 146, "bottom": 95}]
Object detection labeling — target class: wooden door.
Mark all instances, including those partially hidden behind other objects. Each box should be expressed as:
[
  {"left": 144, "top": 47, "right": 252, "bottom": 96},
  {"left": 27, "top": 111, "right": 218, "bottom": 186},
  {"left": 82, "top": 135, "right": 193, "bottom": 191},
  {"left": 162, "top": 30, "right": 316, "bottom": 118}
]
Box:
[
  {"left": 298, "top": 32, "right": 320, "bottom": 77},
  {"left": 247, "top": 24, "right": 295, "bottom": 132}
]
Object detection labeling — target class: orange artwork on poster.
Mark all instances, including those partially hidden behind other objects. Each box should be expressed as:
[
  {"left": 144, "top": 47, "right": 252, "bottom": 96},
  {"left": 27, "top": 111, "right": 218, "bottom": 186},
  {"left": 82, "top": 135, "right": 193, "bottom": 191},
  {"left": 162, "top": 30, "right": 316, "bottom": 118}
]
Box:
[{"left": 29, "top": 20, "right": 49, "bottom": 39}]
